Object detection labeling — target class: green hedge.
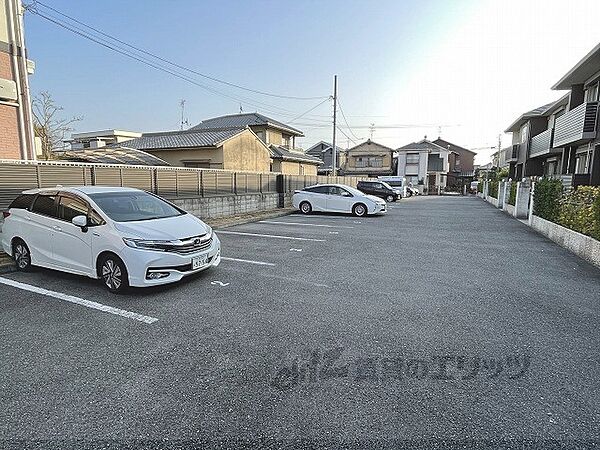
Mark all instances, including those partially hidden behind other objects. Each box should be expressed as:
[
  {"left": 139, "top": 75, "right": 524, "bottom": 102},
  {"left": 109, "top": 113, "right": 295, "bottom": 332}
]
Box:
[
  {"left": 477, "top": 181, "right": 483, "bottom": 193},
  {"left": 533, "top": 178, "right": 563, "bottom": 222},
  {"left": 488, "top": 180, "right": 499, "bottom": 198},
  {"left": 558, "top": 187, "right": 600, "bottom": 241},
  {"left": 507, "top": 182, "right": 517, "bottom": 206}
]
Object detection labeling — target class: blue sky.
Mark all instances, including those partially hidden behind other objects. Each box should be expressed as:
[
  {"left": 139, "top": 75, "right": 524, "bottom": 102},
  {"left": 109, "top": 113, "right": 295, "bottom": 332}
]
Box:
[{"left": 24, "top": 0, "right": 600, "bottom": 163}]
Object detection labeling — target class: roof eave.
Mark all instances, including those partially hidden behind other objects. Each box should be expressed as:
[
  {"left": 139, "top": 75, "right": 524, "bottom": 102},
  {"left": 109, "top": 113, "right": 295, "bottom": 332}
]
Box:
[{"left": 552, "top": 42, "right": 600, "bottom": 90}]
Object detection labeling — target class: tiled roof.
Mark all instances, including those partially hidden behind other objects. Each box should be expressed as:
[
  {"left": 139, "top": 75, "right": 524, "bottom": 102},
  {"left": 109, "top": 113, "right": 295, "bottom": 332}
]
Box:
[
  {"left": 397, "top": 139, "right": 448, "bottom": 152},
  {"left": 59, "top": 147, "right": 170, "bottom": 166},
  {"left": 269, "top": 145, "right": 322, "bottom": 164},
  {"left": 110, "top": 128, "right": 245, "bottom": 151},
  {"left": 433, "top": 138, "right": 477, "bottom": 155},
  {"left": 191, "top": 113, "right": 304, "bottom": 136}
]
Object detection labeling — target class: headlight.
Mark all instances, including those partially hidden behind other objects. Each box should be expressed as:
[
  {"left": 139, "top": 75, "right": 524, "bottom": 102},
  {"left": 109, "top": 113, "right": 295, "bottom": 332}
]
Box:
[{"left": 122, "top": 237, "right": 175, "bottom": 251}]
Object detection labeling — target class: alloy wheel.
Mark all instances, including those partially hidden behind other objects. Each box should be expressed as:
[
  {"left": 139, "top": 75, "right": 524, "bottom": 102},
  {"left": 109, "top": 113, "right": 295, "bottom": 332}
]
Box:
[
  {"left": 14, "top": 244, "right": 30, "bottom": 269},
  {"left": 102, "top": 259, "right": 122, "bottom": 290}
]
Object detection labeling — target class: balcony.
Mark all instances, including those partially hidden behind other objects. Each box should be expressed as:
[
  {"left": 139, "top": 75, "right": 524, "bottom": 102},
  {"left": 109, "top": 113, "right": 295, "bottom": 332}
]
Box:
[
  {"left": 505, "top": 144, "right": 519, "bottom": 163},
  {"left": 553, "top": 101, "right": 598, "bottom": 147},
  {"left": 529, "top": 128, "right": 559, "bottom": 158}
]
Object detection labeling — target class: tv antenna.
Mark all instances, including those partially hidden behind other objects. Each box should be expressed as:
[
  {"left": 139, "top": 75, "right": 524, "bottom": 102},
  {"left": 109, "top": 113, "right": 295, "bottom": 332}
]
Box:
[{"left": 180, "top": 99, "right": 189, "bottom": 130}]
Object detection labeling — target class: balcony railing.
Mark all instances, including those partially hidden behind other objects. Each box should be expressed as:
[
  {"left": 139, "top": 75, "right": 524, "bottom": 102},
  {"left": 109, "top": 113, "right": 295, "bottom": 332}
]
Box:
[
  {"left": 553, "top": 101, "right": 598, "bottom": 147},
  {"left": 529, "top": 128, "right": 557, "bottom": 158},
  {"left": 505, "top": 144, "right": 519, "bottom": 163}
]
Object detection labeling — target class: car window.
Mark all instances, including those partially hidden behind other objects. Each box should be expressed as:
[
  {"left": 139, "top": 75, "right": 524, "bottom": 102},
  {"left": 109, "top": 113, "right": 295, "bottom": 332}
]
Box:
[
  {"left": 304, "top": 186, "right": 329, "bottom": 194},
  {"left": 329, "top": 186, "right": 353, "bottom": 197},
  {"left": 88, "top": 191, "right": 184, "bottom": 222},
  {"left": 9, "top": 194, "right": 36, "bottom": 210},
  {"left": 58, "top": 196, "right": 89, "bottom": 222},
  {"left": 31, "top": 194, "right": 58, "bottom": 218},
  {"left": 88, "top": 208, "right": 105, "bottom": 226}
]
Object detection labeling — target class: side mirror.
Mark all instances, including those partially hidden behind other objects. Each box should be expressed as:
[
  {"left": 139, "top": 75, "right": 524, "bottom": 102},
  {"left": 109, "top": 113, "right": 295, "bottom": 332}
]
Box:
[{"left": 72, "top": 215, "right": 88, "bottom": 232}]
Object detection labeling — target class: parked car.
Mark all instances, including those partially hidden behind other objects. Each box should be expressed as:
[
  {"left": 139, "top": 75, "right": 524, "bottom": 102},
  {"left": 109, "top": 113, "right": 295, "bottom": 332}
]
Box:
[
  {"left": 470, "top": 181, "right": 480, "bottom": 194},
  {"left": 1, "top": 186, "right": 221, "bottom": 293},
  {"left": 292, "top": 184, "right": 386, "bottom": 217},
  {"left": 357, "top": 180, "right": 399, "bottom": 202}
]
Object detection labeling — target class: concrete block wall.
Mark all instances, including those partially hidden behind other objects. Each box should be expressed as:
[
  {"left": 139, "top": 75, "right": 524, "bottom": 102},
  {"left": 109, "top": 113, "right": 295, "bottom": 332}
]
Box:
[{"left": 172, "top": 193, "right": 292, "bottom": 220}]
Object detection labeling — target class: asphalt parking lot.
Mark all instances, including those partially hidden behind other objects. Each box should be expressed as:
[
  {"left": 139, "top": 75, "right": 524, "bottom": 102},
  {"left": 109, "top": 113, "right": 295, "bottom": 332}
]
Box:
[{"left": 2, "top": 195, "right": 600, "bottom": 446}]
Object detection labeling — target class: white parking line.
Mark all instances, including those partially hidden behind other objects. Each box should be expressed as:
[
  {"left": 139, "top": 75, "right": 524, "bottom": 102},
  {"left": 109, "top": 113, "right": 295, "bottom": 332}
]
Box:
[
  {"left": 221, "top": 256, "right": 275, "bottom": 266},
  {"left": 217, "top": 231, "right": 325, "bottom": 242},
  {"left": 0, "top": 276, "right": 158, "bottom": 324},
  {"left": 259, "top": 221, "right": 354, "bottom": 229}
]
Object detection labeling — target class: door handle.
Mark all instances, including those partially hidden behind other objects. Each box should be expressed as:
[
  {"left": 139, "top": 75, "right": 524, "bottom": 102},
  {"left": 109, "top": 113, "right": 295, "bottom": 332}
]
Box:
[
  {"left": 92, "top": 232, "right": 100, "bottom": 237},
  {"left": 53, "top": 225, "right": 62, "bottom": 232}
]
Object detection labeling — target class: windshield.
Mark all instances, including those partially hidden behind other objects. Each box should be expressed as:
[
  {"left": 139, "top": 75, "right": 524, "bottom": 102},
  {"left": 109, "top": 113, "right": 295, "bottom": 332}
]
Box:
[
  {"left": 88, "top": 191, "right": 184, "bottom": 222},
  {"left": 380, "top": 181, "right": 394, "bottom": 190}
]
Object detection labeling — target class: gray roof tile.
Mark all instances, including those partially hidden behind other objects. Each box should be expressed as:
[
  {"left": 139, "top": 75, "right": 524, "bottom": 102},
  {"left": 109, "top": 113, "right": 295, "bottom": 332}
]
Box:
[
  {"left": 191, "top": 113, "right": 304, "bottom": 136},
  {"left": 110, "top": 128, "right": 244, "bottom": 151},
  {"left": 269, "top": 145, "right": 322, "bottom": 164}
]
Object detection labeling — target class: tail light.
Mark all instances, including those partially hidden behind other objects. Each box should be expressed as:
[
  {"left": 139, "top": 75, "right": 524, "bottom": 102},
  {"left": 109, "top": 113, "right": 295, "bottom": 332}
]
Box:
[{"left": 2, "top": 211, "right": 10, "bottom": 219}]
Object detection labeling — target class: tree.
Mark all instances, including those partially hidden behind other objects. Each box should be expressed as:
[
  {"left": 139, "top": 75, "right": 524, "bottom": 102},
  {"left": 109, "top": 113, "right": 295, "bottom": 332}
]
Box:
[{"left": 32, "top": 91, "right": 82, "bottom": 160}]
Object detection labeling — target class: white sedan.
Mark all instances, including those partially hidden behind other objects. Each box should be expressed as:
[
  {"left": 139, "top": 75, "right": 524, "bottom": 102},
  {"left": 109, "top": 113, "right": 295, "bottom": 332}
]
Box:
[{"left": 292, "top": 184, "right": 387, "bottom": 217}]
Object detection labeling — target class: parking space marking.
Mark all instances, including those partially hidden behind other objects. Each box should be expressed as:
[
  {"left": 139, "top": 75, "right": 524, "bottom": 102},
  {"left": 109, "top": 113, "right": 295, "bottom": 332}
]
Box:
[
  {"left": 0, "top": 276, "right": 158, "bottom": 324},
  {"left": 221, "top": 256, "right": 275, "bottom": 266},
  {"left": 259, "top": 221, "right": 354, "bottom": 229},
  {"left": 217, "top": 231, "right": 325, "bottom": 242}
]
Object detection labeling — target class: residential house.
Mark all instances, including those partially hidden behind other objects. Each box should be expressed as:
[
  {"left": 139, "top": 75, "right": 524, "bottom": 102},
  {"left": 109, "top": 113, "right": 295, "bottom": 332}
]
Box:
[
  {"left": 396, "top": 139, "right": 452, "bottom": 193},
  {"left": 0, "top": 0, "right": 35, "bottom": 160},
  {"left": 305, "top": 141, "right": 346, "bottom": 174},
  {"left": 432, "top": 137, "right": 477, "bottom": 188},
  {"left": 94, "top": 112, "right": 321, "bottom": 174},
  {"left": 504, "top": 42, "right": 600, "bottom": 186},
  {"left": 107, "top": 127, "right": 273, "bottom": 172},
  {"left": 491, "top": 147, "right": 509, "bottom": 169},
  {"left": 340, "top": 139, "right": 394, "bottom": 177}
]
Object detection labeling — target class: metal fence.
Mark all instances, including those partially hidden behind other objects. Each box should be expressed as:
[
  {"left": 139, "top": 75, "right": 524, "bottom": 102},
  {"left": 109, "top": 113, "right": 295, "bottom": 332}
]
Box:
[{"left": 0, "top": 160, "right": 369, "bottom": 209}]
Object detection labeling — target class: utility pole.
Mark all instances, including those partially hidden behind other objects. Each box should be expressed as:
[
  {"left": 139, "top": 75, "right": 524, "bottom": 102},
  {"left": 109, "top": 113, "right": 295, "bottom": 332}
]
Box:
[
  {"left": 331, "top": 75, "right": 338, "bottom": 176},
  {"left": 369, "top": 123, "right": 375, "bottom": 140},
  {"left": 179, "top": 99, "right": 189, "bottom": 130}
]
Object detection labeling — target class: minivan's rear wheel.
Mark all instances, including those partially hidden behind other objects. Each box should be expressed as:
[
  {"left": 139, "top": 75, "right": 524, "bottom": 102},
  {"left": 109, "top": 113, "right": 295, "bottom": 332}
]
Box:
[
  {"left": 299, "top": 201, "right": 312, "bottom": 215},
  {"left": 353, "top": 203, "right": 367, "bottom": 217},
  {"left": 13, "top": 240, "right": 32, "bottom": 271},
  {"left": 99, "top": 254, "right": 129, "bottom": 294},
  {"left": 386, "top": 194, "right": 395, "bottom": 202}
]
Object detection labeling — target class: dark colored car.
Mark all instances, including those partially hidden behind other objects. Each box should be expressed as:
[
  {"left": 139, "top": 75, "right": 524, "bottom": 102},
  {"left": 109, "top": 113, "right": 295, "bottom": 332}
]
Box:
[{"left": 356, "top": 180, "right": 400, "bottom": 202}]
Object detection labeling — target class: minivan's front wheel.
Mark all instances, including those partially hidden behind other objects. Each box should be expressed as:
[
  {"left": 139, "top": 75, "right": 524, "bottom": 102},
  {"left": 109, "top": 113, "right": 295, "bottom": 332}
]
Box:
[
  {"left": 353, "top": 203, "right": 367, "bottom": 217},
  {"left": 99, "top": 254, "right": 129, "bottom": 294},
  {"left": 13, "top": 239, "right": 32, "bottom": 271},
  {"left": 386, "top": 194, "right": 395, "bottom": 202}
]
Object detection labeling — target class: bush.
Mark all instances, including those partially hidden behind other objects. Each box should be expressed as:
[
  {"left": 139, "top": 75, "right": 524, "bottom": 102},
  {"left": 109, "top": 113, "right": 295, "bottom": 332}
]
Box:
[
  {"left": 533, "top": 178, "right": 563, "bottom": 222},
  {"left": 488, "top": 180, "right": 499, "bottom": 198},
  {"left": 507, "top": 182, "right": 517, "bottom": 206},
  {"left": 558, "top": 186, "right": 600, "bottom": 241},
  {"left": 477, "top": 181, "right": 483, "bottom": 193}
]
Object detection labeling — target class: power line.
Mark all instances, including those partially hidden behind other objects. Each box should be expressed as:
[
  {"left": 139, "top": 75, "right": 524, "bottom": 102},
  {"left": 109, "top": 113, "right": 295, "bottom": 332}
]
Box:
[
  {"left": 287, "top": 97, "right": 331, "bottom": 124},
  {"left": 29, "top": 1, "right": 329, "bottom": 101},
  {"left": 24, "top": 7, "right": 325, "bottom": 119},
  {"left": 336, "top": 99, "right": 361, "bottom": 141}
]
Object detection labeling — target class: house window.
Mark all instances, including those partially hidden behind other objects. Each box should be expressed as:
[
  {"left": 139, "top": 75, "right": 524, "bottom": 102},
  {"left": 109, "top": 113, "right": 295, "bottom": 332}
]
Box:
[
  {"left": 183, "top": 161, "right": 211, "bottom": 168},
  {"left": 406, "top": 153, "right": 420, "bottom": 164},
  {"left": 575, "top": 153, "right": 589, "bottom": 174},
  {"left": 585, "top": 82, "right": 599, "bottom": 102},
  {"left": 282, "top": 135, "right": 291, "bottom": 148},
  {"left": 520, "top": 123, "right": 529, "bottom": 144},
  {"left": 355, "top": 157, "right": 382, "bottom": 168}
]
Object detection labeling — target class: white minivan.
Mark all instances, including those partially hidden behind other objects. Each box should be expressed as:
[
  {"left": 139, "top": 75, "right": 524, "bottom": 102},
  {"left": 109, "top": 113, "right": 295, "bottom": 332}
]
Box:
[{"left": 1, "top": 186, "right": 221, "bottom": 293}]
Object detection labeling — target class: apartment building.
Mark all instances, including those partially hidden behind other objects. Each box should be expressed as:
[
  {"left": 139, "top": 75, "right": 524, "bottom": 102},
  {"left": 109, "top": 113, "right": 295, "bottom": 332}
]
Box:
[
  {"left": 505, "top": 42, "right": 600, "bottom": 186},
  {"left": 0, "top": 0, "right": 35, "bottom": 160}
]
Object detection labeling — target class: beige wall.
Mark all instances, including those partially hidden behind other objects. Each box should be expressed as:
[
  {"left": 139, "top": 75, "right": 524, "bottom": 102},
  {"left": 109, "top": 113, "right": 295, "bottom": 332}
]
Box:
[
  {"left": 272, "top": 160, "right": 318, "bottom": 175},
  {"left": 147, "top": 147, "right": 224, "bottom": 168},
  {"left": 222, "top": 130, "right": 271, "bottom": 172}
]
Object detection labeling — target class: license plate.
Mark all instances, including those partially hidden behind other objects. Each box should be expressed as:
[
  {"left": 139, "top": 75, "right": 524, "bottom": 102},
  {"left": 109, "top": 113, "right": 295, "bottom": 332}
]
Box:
[{"left": 192, "top": 255, "right": 208, "bottom": 269}]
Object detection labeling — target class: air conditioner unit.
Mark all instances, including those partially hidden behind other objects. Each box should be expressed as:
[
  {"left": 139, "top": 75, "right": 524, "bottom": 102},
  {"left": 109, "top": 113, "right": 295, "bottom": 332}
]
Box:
[{"left": 0, "top": 78, "right": 18, "bottom": 102}]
